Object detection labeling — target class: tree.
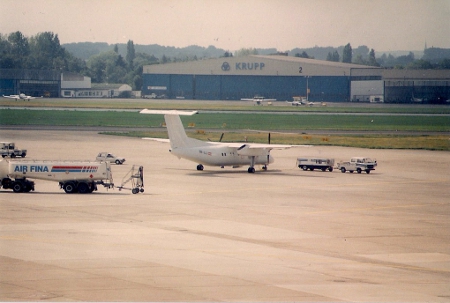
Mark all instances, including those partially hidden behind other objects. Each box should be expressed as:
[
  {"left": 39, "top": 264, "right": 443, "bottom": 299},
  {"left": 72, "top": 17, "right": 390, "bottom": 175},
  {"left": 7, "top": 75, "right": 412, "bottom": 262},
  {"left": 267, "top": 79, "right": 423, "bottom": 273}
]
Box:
[
  {"left": 368, "top": 49, "right": 379, "bottom": 66},
  {"left": 438, "top": 58, "right": 450, "bottom": 69},
  {"left": 223, "top": 51, "right": 233, "bottom": 57},
  {"left": 353, "top": 54, "right": 366, "bottom": 65},
  {"left": 407, "top": 59, "right": 433, "bottom": 69},
  {"left": 396, "top": 52, "right": 415, "bottom": 66},
  {"left": 8, "top": 31, "right": 29, "bottom": 59},
  {"left": 28, "top": 32, "right": 65, "bottom": 69},
  {"left": 342, "top": 43, "right": 352, "bottom": 63},
  {"left": 326, "top": 50, "right": 340, "bottom": 62},
  {"left": 295, "top": 51, "right": 312, "bottom": 59},
  {"left": 234, "top": 48, "right": 258, "bottom": 57},
  {"left": 126, "top": 40, "right": 135, "bottom": 69}
]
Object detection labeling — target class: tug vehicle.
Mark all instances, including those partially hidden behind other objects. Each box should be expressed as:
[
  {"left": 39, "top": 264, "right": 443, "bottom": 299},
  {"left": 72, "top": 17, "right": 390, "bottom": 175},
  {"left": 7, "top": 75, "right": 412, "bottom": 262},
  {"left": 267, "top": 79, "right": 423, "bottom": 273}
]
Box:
[
  {"left": 336, "top": 157, "right": 377, "bottom": 174},
  {"left": 1, "top": 142, "right": 27, "bottom": 158}
]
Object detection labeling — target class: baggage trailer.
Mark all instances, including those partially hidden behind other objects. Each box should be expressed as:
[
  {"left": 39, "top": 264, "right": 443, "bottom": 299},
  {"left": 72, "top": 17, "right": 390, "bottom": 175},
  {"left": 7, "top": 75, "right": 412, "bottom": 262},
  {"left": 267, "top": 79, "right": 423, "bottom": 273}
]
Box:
[{"left": 296, "top": 157, "right": 335, "bottom": 172}]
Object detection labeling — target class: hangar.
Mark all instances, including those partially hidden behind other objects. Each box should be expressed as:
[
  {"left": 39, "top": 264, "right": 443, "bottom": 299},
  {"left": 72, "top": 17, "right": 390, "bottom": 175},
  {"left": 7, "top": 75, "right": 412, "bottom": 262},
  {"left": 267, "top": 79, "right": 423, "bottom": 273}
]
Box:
[
  {"left": 0, "top": 69, "right": 60, "bottom": 97},
  {"left": 142, "top": 55, "right": 382, "bottom": 102},
  {"left": 0, "top": 69, "right": 134, "bottom": 98}
]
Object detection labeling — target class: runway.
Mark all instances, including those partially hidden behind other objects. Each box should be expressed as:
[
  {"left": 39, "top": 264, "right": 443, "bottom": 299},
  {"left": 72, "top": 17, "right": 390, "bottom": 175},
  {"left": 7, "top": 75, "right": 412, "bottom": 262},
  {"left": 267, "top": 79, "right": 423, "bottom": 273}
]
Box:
[{"left": 1, "top": 129, "right": 449, "bottom": 301}]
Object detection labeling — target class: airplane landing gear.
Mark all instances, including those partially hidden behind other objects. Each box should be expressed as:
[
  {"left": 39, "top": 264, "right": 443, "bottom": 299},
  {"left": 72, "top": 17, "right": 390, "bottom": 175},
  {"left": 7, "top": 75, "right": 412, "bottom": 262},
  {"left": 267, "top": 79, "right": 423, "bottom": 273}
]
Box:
[
  {"left": 247, "top": 156, "right": 256, "bottom": 173},
  {"left": 197, "top": 164, "right": 204, "bottom": 171}
]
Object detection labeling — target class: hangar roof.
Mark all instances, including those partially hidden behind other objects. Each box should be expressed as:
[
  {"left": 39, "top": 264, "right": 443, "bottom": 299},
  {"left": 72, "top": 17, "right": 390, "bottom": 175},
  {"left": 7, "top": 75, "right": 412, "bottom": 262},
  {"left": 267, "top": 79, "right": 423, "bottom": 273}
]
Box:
[{"left": 143, "top": 55, "right": 380, "bottom": 77}]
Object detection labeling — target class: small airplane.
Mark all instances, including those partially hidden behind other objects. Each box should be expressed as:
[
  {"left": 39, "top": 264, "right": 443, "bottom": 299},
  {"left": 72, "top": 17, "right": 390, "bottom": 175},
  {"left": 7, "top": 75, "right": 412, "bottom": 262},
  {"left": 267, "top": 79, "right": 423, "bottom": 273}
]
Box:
[
  {"left": 139, "top": 109, "right": 292, "bottom": 173},
  {"left": 286, "top": 100, "right": 303, "bottom": 106},
  {"left": 2, "top": 93, "right": 43, "bottom": 101},
  {"left": 411, "top": 93, "right": 423, "bottom": 103},
  {"left": 241, "top": 95, "right": 276, "bottom": 105},
  {"left": 287, "top": 96, "right": 310, "bottom": 106}
]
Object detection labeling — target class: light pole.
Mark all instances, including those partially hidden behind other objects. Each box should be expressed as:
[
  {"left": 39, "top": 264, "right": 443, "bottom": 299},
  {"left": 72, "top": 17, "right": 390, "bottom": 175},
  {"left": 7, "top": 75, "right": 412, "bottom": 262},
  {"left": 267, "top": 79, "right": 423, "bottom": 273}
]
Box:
[{"left": 305, "top": 76, "right": 310, "bottom": 101}]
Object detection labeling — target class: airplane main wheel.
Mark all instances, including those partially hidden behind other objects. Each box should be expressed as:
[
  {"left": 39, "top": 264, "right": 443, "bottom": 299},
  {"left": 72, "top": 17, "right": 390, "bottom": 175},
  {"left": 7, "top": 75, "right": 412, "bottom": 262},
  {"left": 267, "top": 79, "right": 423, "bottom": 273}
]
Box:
[
  {"left": 196, "top": 164, "right": 204, "bottom": 171},
  {"left": 248, "top": 167, "right": 255, "bottom": 173}
]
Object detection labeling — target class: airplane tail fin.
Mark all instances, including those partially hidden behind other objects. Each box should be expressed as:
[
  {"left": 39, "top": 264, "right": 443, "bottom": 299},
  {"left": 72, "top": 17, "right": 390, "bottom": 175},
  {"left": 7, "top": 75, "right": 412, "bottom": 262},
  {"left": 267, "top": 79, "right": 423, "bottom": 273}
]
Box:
[
  {"left": 164, "top": 114, "right": 201, "bottom": 148},
  {"left": 140, "top": 109, "right": 205, "bottom": 149}
]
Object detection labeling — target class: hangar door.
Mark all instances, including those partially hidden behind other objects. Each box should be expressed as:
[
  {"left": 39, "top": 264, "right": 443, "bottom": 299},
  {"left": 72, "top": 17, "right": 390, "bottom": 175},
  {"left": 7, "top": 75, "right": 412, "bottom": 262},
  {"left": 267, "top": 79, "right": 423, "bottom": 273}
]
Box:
[{"left": 351, "top": 80, "right": 384, "bottom": 102}]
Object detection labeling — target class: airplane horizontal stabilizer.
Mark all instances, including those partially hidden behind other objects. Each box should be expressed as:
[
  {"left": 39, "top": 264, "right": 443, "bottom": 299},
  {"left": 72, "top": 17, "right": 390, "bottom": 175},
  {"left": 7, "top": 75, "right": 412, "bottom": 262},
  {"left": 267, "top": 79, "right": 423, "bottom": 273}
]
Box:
[
  {"left": 140, "top": 109, "right": 198, "bottom": 116},
  {"left": 142, "top": 138, "right": 170, "bottom": 143}
]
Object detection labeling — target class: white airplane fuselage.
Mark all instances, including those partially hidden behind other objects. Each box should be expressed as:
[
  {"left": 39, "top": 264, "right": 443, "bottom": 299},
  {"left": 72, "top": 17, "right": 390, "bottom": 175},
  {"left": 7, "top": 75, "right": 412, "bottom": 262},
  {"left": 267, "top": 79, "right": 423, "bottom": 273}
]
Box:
[{"left": 170, "top": 144, "right": 274, "bottom": 167}]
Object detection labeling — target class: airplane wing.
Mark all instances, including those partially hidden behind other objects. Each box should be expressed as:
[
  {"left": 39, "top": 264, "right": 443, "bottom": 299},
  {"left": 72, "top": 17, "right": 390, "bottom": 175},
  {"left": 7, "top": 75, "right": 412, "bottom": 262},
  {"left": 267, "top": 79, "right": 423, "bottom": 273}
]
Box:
[
  {"left": 142, "top": 138, "right": 170, "bottom": 143},
  {"left": 2, "top": 95, "right": 19, "bottom": 99},
  {"left": 140, "top": 109, "right": 198, "bottom": 116},
  {"left": 227, "top": 142, "right": 292, "bottom": 150},
  {"left": 240, "top": 98, "right": 254, "bottom": 101}
]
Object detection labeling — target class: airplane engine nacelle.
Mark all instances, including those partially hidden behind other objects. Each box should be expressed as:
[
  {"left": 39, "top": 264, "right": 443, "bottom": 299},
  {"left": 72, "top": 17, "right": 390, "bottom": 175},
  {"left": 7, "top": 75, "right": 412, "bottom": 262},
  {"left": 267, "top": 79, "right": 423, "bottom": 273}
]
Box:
[{"left": 237, "top": 144, "right": 270, "bottom": 157}]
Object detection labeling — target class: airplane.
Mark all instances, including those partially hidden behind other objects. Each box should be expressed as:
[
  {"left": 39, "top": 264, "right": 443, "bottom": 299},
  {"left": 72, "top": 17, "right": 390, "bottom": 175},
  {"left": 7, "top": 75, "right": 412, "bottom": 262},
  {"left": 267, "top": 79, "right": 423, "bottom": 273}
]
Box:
[
  {"left": 2, "top": 93, "right": 43, "bottom": 101},
  {"left": 411, "top": 93, "right": 423, "bottom": 103},
  {"left": 139, "top": 109, "right": 292, "bottom": 173},
  {"left": 286, "top": 100, "right": 303, "bottom": 106},
  {"left": 241, "top": 95, "right": 277, "bottom": 105}
]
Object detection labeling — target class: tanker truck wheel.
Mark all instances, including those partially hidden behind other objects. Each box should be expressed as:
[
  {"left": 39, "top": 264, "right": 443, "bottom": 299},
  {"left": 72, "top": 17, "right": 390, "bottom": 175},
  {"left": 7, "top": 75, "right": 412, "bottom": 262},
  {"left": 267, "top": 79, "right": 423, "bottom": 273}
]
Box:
[
  {"left": 12, "top": 181, "right": 23, "bottom": 193},
  {"left": 77, "top": 182, "right": 90, "bottom": 194},
  {"left": 63, "top": 182, "right": 77, "bottom": 194}
]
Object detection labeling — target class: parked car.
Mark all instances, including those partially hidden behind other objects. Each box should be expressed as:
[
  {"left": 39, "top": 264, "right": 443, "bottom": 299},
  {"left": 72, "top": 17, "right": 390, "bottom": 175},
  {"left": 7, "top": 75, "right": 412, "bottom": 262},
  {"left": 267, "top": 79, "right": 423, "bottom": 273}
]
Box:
[{"left": 96, "top": 152, "right": 125, "bottom": 165}]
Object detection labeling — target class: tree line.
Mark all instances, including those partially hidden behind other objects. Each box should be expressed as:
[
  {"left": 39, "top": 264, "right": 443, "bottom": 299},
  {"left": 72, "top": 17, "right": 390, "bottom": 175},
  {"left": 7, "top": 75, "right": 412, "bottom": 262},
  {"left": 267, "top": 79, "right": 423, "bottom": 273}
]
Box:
[
  {"left": 323, "top": 43, "right": 450, "bottom": 69},
  {"left": 1, "top": 31, "right": 449, "bottom": 91},
  {"left": 0, "top": 31, "right": 158, "bottom": 90}
]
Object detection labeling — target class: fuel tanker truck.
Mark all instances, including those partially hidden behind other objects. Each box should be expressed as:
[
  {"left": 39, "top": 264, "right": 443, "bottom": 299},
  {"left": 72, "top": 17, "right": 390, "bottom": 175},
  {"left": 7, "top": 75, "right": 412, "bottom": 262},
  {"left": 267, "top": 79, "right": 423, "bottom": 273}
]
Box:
[{"left": 0, "top": 159, "right": 144, "bottom": 194}]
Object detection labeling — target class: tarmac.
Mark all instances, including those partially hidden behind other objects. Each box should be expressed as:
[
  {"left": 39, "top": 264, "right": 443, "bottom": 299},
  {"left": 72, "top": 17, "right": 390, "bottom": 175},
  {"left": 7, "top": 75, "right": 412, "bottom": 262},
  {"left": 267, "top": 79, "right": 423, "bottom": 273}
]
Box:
[{"left": 0, "top": 129, "right": 449, "bottom": 302}]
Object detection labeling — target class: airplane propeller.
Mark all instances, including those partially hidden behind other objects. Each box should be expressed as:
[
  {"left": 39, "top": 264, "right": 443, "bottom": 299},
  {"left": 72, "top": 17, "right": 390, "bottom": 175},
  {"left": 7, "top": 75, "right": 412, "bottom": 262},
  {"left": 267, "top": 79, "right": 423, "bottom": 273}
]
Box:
[{"left": 207, "top": 132, "right": 225, "bottom": 142}]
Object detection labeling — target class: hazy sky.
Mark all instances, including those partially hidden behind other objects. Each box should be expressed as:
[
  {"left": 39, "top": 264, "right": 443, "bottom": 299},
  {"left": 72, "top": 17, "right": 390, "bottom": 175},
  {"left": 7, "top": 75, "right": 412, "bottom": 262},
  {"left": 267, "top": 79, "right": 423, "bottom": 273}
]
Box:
[{"left": 1, "top": 0, "right": 449, "bottom": 52}]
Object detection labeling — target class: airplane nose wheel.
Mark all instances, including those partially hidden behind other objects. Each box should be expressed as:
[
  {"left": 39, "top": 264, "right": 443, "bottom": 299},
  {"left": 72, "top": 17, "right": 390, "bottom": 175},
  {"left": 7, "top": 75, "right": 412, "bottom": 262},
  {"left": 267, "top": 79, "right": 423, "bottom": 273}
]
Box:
[{"left": 197, "top": 164, "right": 204, "bottom": 171}]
